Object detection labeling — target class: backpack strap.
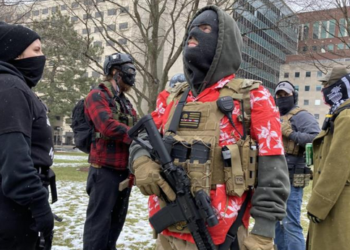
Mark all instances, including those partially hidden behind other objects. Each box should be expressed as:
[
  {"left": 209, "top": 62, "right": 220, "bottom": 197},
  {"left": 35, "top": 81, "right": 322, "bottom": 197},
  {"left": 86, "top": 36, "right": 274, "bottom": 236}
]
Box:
[
  {"left": 282, "top": 107, "right": 306, "bottom": 122},
  {"left": 219, "top": 78, "right": 261, "bottom": 136},
  {"left": 166, "top": 82, "right": 190, "bottom": 105}
]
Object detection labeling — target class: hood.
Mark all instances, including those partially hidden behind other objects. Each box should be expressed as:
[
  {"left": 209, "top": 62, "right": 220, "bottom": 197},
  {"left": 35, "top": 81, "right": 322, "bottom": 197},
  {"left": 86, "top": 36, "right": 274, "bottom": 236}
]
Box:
[
  {"left": 0, "top": 60, "right": 26, "bottom": 82},
  {"left": 183, "top": 5, "right": 243, "bottom": 95}
]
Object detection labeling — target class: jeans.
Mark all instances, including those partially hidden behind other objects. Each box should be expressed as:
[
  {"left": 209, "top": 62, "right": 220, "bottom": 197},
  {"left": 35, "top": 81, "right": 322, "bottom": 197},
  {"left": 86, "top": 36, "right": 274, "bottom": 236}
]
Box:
[
  {"left": 83, "top": 166, "right": 131, "bottom": 250},
  {"left": 275, "top": 185, "right": 305, "bottom": 250}
]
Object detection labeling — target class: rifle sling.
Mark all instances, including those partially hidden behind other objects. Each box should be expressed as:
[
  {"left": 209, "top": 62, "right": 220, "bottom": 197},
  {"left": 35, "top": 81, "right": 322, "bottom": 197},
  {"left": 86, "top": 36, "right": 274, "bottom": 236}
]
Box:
[
  {"left": 218, "top": 190, "right": 251, "bottom": 250},
  {"left": 167, "top": 87, "right": 191, "bottom": 134}
]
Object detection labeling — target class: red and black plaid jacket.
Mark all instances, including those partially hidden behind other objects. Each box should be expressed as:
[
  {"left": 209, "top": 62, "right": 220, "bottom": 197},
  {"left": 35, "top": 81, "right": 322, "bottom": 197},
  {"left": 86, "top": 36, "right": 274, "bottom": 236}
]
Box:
[{"left": 84, "top": 83, "right": 137, "bottom": 170}]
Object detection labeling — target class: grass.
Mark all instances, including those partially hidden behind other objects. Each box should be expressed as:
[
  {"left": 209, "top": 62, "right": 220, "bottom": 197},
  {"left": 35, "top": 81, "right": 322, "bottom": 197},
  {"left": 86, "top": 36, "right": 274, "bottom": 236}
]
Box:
[{"left": 52, "top": 166, "right": 88, "bottom": 182}]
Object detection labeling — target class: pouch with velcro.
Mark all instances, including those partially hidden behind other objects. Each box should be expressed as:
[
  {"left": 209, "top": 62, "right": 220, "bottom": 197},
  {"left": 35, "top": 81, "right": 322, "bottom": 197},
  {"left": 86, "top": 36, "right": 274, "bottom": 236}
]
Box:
[{"left": 222, "top": 144, "right": 245, "bottom": 197}]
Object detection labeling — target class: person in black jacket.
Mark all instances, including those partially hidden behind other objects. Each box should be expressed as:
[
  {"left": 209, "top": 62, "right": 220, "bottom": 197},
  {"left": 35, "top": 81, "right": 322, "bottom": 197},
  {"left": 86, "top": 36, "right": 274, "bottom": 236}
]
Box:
[
  {"left": 0, "top": 22, "right": 54, "bottom": 249},
  {"left": 274, "top": 81, "right": 320, "bottom": 250}
]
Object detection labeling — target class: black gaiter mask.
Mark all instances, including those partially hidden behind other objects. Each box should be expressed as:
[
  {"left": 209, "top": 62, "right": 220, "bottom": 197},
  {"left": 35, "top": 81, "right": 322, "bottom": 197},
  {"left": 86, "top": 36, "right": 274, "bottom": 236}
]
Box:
[
  {"left": 184, "top": 10, "right": 218, "bottom": 94},
  {"left": 322, "top": 77, "right": 350, "bottom": 106},
  {"left": 276, "top": 96, "right": 294, "bottom": 115},
  {"left": 10, "top": 55, "right": 46, "bottom": 88}
]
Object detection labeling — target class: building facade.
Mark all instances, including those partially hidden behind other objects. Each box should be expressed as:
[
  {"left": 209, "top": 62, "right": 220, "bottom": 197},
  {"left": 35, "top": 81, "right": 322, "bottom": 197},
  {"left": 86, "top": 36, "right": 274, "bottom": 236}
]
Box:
[
  {"left": 233, "top": 0, "right": 299, "bottom": 92},
  {"left": 281, "top": 7, "right": 350, "bottom": 127}
]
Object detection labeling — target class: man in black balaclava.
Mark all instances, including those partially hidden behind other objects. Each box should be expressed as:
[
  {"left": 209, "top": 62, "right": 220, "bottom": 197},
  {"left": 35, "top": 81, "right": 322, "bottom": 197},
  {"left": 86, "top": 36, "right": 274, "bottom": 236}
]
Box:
[
  {"left": 184, "top": 10, "right": 218, "bottom": 95},
  {"left": 274, "top": 81, "right": 320, "bottom": 250}
]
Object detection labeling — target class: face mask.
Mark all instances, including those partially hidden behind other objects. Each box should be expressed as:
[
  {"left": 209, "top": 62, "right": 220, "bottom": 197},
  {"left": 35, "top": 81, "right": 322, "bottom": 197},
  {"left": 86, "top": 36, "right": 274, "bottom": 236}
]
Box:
[
  {"left": 114, "top": 63, "right": 136, "bottom": 87},
  {"left": 10, "top": 55, "right": 46, "bottom": 88},
  {"left": 184, "top": 10, "right": 218, "bottom": 93},
  {"left": 276, "top": 96, "right": 294, "bottom": 115},
  {"left": 322, "top": 78, "right": 350, "bottom": 106}
]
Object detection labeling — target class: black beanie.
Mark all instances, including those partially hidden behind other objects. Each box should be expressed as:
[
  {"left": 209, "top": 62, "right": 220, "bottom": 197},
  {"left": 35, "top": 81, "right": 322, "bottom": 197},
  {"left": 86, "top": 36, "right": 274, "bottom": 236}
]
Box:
[{"left": 0, "top": 21, "right": 40, "bottom": 62}]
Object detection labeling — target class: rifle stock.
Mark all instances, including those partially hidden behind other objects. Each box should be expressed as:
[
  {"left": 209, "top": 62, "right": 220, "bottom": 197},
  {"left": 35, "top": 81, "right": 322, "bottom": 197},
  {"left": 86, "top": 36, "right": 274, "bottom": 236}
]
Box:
[{"left": 128, "top": 114, "right": 218, "bottom": 250}]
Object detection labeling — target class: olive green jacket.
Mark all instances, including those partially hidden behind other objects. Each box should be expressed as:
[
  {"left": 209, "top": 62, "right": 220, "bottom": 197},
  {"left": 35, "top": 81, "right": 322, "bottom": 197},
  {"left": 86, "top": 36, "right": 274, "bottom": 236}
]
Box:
[{"left": 307, "top": 99, "right": 350, "bottom": 250}]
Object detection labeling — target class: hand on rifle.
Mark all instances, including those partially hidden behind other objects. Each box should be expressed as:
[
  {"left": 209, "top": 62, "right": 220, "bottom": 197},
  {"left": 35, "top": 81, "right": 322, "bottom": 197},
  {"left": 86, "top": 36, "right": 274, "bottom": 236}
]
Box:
[{"left": 132, "top": 156, "right": 176, "bottom": 201}]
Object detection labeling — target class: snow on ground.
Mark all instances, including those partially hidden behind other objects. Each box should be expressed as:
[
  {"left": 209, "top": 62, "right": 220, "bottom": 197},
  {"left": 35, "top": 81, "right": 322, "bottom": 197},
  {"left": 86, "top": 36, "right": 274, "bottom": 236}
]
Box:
[
  {"left": 51, "top": 180, "right": 154, "bottom": 250},
  {"left": 54, "top": 155, "right": 88, "bottom": 161}
]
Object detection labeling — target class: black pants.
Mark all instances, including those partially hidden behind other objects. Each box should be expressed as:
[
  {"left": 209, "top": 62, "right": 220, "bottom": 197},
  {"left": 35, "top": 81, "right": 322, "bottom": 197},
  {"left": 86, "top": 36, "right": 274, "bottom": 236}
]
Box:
[
  {"left": 83, "top": 166, "right": 131, "bottom": 250},
  {"left": 0, "top": 183, "right": 38, "bottom": 250}
]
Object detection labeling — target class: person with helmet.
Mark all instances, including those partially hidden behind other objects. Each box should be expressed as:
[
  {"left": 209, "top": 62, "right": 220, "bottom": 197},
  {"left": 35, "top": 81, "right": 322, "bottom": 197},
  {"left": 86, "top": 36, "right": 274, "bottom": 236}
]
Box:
[
  {"left": 0, "top": 22, "right": 54, "bottom": 249},
  {"left": 82, "top": 52, "right": 138, "bottom": 250},
  {"left": 306, "top": 66, "right": 350, "bottom": 250},
  {"left": 130, "top": 6, "right": 290, "bottom": 250},
  {"left": 274, "top": 81, "right": 320, "bottom": 250}
]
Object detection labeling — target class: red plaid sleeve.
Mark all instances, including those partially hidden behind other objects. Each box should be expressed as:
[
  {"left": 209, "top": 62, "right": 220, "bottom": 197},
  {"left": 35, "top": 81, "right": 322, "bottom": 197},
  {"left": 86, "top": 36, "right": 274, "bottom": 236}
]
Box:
[{"left": 85, "top": 88, "right": 131, "bottom": 144}]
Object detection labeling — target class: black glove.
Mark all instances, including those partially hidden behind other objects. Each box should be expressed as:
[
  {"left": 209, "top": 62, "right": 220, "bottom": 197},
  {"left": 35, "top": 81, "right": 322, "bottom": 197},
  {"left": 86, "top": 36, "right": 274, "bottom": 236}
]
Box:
[
  {"left": 307, "top": 211, "right": 322, "bottom": 224},
  {"left": 31, "top": 210, "right": 54, "bottom": 237}
]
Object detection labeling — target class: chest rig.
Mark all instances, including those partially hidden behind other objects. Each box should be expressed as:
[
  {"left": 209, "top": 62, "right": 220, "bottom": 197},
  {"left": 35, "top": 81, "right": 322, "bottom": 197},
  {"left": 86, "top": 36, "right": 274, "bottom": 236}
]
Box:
[{"left": 281, "top": 108, "right": 305, "bottom": 155}]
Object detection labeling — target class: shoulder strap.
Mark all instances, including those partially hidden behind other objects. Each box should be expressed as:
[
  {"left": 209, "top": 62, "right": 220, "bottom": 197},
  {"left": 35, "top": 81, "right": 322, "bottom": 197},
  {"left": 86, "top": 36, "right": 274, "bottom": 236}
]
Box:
[
  {"left": 166, "top": 82, "right": 190, "bottom": 105},
  {"left": 282, "top": 107, "right": 306, "bottom": 121},
  {"left": 167, "top": 87, "right": 191, "bottom": 134},
  {"left": 219, "top": 78, "right": 261, "bottom": 136},
  {"left": 332, "top": 103, "right": 350, "bottom": 121}
]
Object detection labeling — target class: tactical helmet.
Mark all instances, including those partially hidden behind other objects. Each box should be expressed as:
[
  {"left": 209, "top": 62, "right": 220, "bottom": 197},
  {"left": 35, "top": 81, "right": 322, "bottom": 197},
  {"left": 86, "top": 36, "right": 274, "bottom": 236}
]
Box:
[
  {"left": 103, "top": 53, "right": 133, "bottom": 75},
  {"left": 169, "top": 73, "right": 186, "bottom": 88}
]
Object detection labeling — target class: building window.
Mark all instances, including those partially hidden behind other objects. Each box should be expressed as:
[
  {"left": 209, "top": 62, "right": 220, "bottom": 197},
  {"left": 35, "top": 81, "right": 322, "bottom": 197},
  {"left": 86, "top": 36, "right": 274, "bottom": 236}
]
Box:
[
  {"left": 317, "top": 71, "right": 323, "bottom": 77},
  {"left": 314, "top": 114, "right": 319, "bottom": 120},
  {"left": 95, "top": 12, "right": 103, "bottom": 18},
  {"left": 312, "top": 46, "right": 317, "bottom": 51},
  {"left": 106, "top": 40, "right": 115, "bottom": 46},
  {"left": 316, "top": 85, "right": 322, "bottom": 91},
  {"left": 294, "top": 85, "right": 299, "bottom": 91},
  {"left": 338, "top": 43, "right": 345, "bottom": 50},
  {"left": 71, "top": 2, "right": 79, "bottom": 8},
  {"left": 315, "top": 100, "right": 321, "bottom": 105},
  {"left": 284, "top": 72, "right": 289, "bottom": 78},
  {"left": 51, "top": 7, "right": 57, "bottom": 13},
  {"left": 96, "top": 0, "right": 104, "bottom": 2},
  {"left": 82, "top": 28, "right": 90, "bottom": 35},
  {"left": 295, "top": 72, "right": 300, "bottom": 78},
  {"left": 118, "top": 38, "right": 127, "bottom": 45},
  {"left": 61, "top": 4, "right": 67, "bottom": 11},
  {"left": 71, "top": 16, "right": 78, "bottom": 22},
  {"left": 306, "top": 71, "right": 311, "bottom": 77},
  {"left": 83, "top": 14, "right": 92, "bottom": 20},
  {"left": 329, "top": 19, "right": 336, "bottom": 38},
  {"left": 32, "top": 10, "right": 39, "bottom": 16},
  {"left": 94, "top": 41, "right": 102, "bottom": 47},
  {"left": 107, "top": 24, "right": 116, "bottom": 31},
  {"left": 92, "top": 71, "right": 100, "bottom": 78},
  {"left": 120, "top": 6, "right": 129, "bottom": 14},
  {"left": 327, "top": 44, "right": 334, "bottom": 51},
  {"left": 305, "top": 86, "right": 310, "bottom": 91},
  {"left": 94, "top": 26, "right": 103, "bottom": 33},
  {"left": 108, "top": 9, "right": 117, "bottom": 15},
  {"left": 42, "top": 8, "right": 48, "bottom": 14},
  {"left": 302, "top": 46, "right": 308, "bottom": 52},
  {"left": 339, "top": 18, "right": 348, "bottom": 37},
  {"left": 313, "top": 22, "right": 319, "bottom": 39},
  {"left": 119, "top": 22, "right": 128, "bottom": 30},
  {"left": 304, "top": 100, "right": 309, "bottom": 105}
]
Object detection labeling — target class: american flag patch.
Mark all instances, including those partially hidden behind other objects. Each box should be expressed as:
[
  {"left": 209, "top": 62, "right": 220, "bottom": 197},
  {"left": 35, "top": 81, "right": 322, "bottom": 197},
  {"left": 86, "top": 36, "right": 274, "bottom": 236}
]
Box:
[{"left": 179, "top": 111, "right": 201, "bottom": 128}]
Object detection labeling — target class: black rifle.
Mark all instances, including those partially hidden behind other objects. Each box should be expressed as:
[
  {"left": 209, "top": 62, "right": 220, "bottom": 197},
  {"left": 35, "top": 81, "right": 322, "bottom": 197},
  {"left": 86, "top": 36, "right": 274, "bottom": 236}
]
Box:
[{"left": 128, "top": 114, "right": 218, "bottom": 250}]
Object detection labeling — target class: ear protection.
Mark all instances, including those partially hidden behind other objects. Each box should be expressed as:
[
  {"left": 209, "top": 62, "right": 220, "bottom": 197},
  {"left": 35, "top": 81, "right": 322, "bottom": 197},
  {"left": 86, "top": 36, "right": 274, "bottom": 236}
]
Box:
[{"left": 274, "top": 81, "right": 298, "bottom": 105}]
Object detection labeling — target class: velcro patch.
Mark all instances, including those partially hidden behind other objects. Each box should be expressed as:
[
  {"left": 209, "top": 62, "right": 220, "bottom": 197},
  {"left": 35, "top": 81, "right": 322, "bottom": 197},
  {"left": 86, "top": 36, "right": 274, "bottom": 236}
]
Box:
[{"left": 179, "top": 112, "right": 201, "bottom": 128}]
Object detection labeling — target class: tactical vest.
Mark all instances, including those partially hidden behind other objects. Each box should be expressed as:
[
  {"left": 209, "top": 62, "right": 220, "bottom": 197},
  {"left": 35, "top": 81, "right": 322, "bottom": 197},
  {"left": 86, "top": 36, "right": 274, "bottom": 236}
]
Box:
[
  {"left": 281, "top": 107, "right": 305, "bottom": 155},
  {"left": 95, "top": 81, "right": 137, "bottom": 140},
  {"left": 162, "top": 78, "right": 260, "bottom": 233}
]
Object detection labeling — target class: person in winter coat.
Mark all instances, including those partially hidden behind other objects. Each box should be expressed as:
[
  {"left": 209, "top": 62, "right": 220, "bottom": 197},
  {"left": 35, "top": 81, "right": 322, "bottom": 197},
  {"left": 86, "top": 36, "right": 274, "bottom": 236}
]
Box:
[
  {"left": 129, "top": 6, "right": 290, "bottom": 250},
  {"left": 274, "top": 81, "right": 320, "bottom": 250},
  {"left": 0, "top": 22, "right": 54, "bottom": 249},
  {"left": 306, "top": 66, "right": 350, "bottom": 250}
]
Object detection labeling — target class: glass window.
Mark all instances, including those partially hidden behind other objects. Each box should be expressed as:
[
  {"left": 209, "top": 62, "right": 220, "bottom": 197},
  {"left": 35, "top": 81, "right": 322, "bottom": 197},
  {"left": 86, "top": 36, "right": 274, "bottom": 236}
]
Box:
[
  {"left": 317, "top": 71, "right": 323, "bottom": 77},
  {"left": 305, "top": 86, "right": 310, "bottom": 91},
  {"left": 92, "top": 71, "right": 100, "bottom": 78},
  {"left": 94, "top": 41, "right": 102, "bottom": 47},
  {"left": 313, "top": 22, "right": 319, "bottom": 39},
  {"left": 306, "top": 72, "right": 311, "bottom": 77},
  {"left": 32, "top": 10, "right": 39, "bottom": 16},
  {"left": 94, "top": 26, "right": 103, "bottom": 33},
  {"left": 327, "top": 44, "right": 334, "bottom": 51},
  {"left": 42, "top": 8, "right": 48, "bottom": 14},
  {"left": 106, "top": 40, "right": 115, "bottom": 46},
  {"left": 71, "top": 2, "right": 79, "bottom": 8},
  {"left": 339, "top": 18, "right": 348, "bottom": 37},
  {"left": 303, "top": 23, "right": 309, "bottom": 40},
  {"left": 119, "top": 22, "right": 128, "bottom": 30},
  {"left": 108, "top": 9, "right": 117, "bottom": 15},
  {"left": 316, "top": 85, "right": 322, "bottom": 91},
  {"left": 302, "top": 46, "right": 308, "bottom": 52},
  {"left": 312, "top": 46, "right": 317, "bottom": 51},
  {"left": 107, "top": 24, "right": 116, "bottom": 31},
  {"left": 315, "top": 100, "right": 321, "bottom": 105},
  {"left": 294, "top": 85, "right": 299, "bottom": 91},
  {"left": 118, "top": 38, "right": 127, "bottom": 45},
  {"left": 82, "top": 28, "right": 90, "bottom": 35},
  {"left": 71, "top": 16, "right": 78, "bottom": 22},
  {"left": 295, "top": 72, "right": 300, "bottom": 78},
  {"left": 314, "top": 114, "right": 319, "bottom": 120},
  {"left": 120, "top": 6, "right": 129, "bottom": 14},
  {"left": 61, "top": 5, "right": 67, "bottom": 11},
  {"left": 95, "top": 12, "right": 103, "bottom": 18},
  {"left": 329, "top": 19, "right": 336, "bottom": 38},
  {"left": 321, "top": 20, "right": 328, "bottom": 39},
  {"left": 338, "top": 43, "right": 345, "bottom": 50},
  {"left": 304, "top": 100, "right": 309, "bottom": 105},
  {"left": 83, "top": 14, "right": 92, "bottom": 20},
  {"left": 51, "top": 7, "right": 57, "bottom": 13},
  {"left": 284, "top": 72, "right": 289, "bottom": 78}
]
